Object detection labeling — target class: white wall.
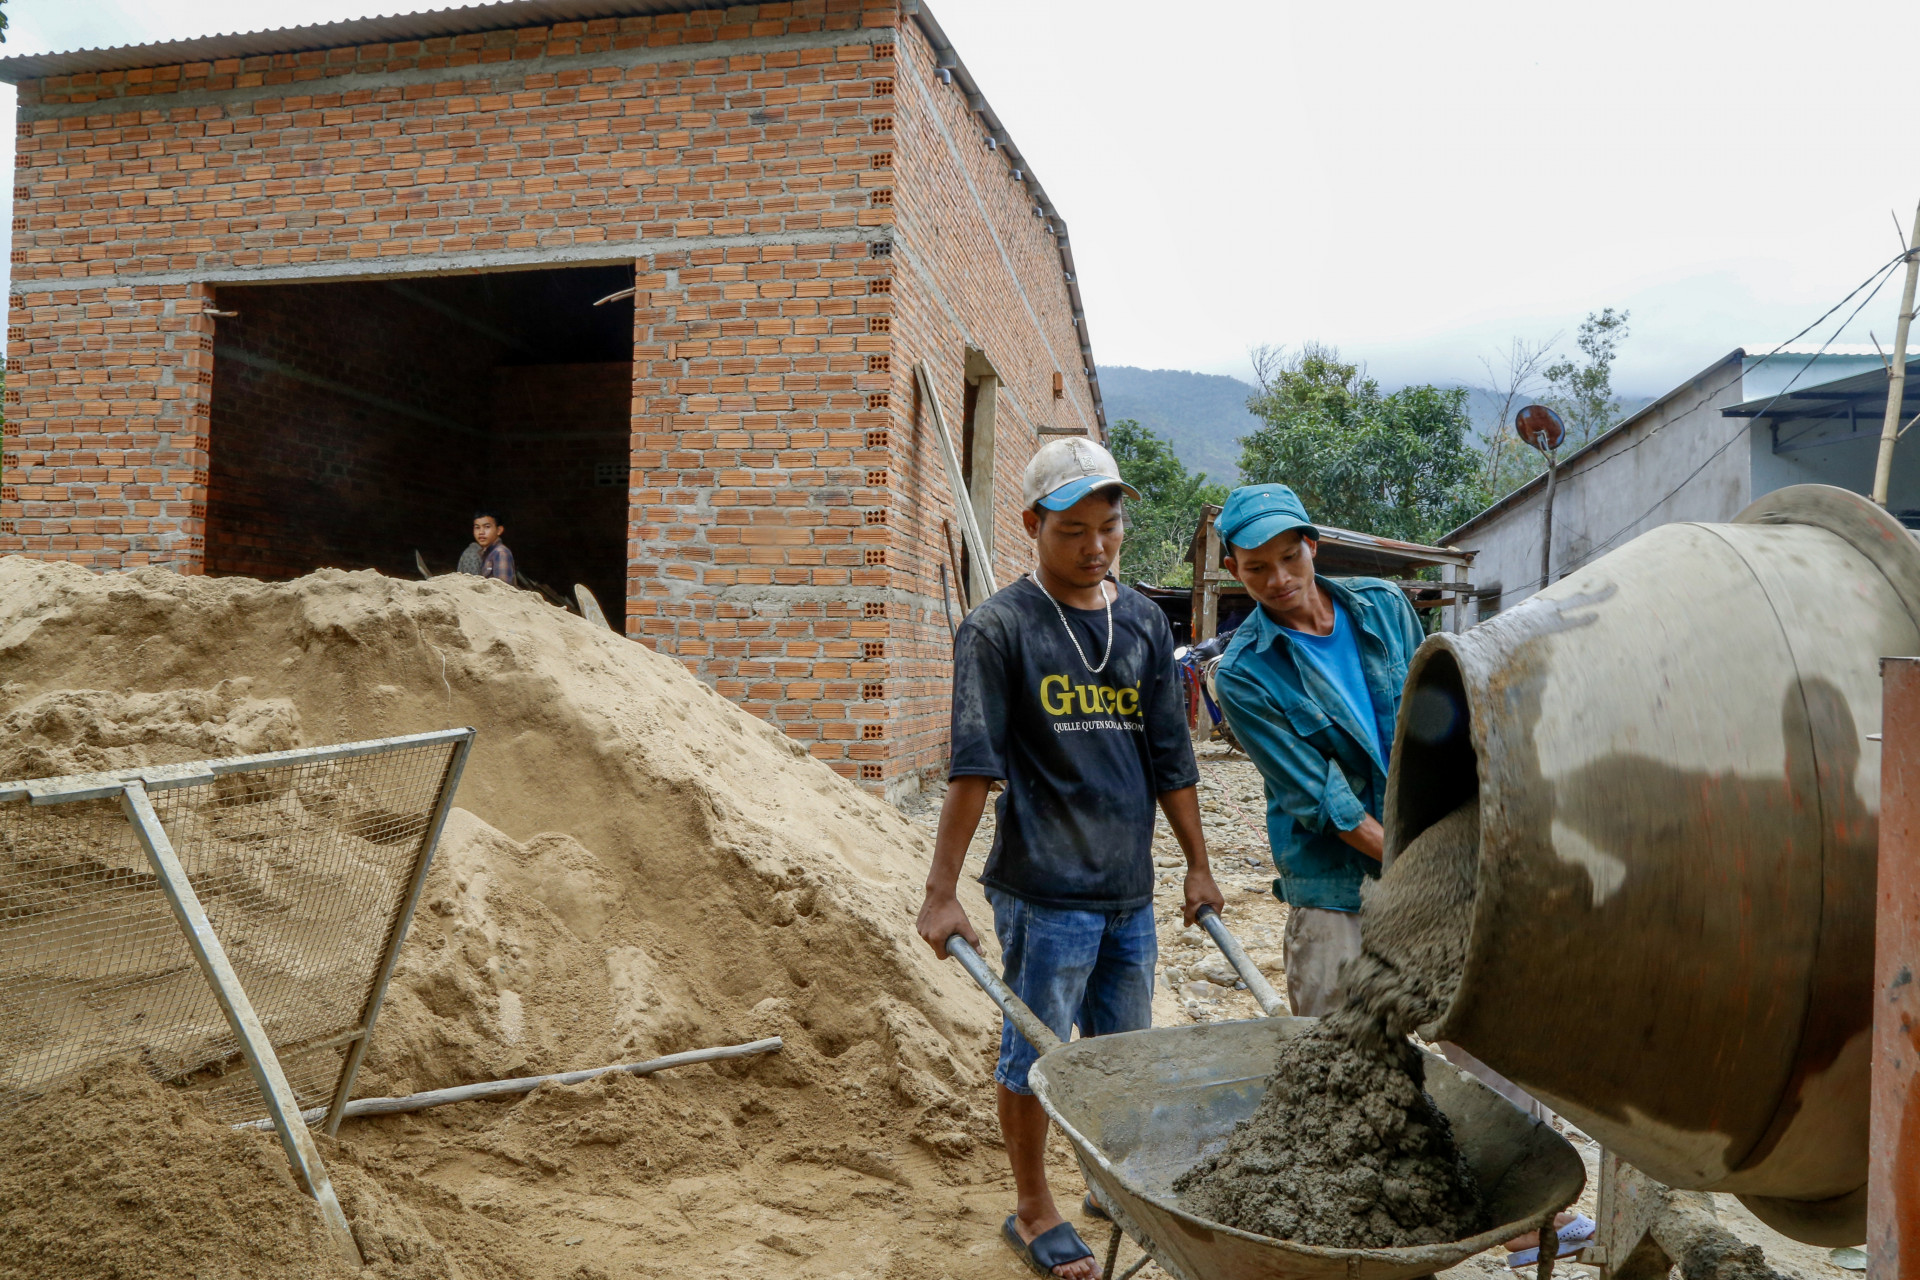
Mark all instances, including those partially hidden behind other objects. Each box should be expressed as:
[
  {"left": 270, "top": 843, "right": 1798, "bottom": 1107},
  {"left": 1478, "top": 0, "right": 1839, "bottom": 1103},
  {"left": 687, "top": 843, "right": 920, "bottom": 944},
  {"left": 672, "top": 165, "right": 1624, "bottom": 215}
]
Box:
[
  {"left": 1749, "top": 410, "right": 1920, "bottom": 520},
  {"left": 1451, "top": 353, "right": 1749, "bottom": 614}
]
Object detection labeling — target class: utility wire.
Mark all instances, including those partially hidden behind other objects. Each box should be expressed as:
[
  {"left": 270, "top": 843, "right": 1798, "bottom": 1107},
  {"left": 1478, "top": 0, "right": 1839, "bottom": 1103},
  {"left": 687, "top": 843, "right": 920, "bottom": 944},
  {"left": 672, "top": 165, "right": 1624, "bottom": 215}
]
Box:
[
  {"left": 1508, "top": 249, "right": 1912, "bottom": 500},
  {"left": 1496, "top": 250, "right": 1912, "bottom": 601}
]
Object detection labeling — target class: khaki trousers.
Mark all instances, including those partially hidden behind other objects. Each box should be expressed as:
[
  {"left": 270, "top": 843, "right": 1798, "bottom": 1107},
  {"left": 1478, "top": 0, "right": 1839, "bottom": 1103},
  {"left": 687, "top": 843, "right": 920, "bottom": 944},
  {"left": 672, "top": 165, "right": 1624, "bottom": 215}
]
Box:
[{"left": 1282, "top": 905, "right": 1363, "bottom": 1018}]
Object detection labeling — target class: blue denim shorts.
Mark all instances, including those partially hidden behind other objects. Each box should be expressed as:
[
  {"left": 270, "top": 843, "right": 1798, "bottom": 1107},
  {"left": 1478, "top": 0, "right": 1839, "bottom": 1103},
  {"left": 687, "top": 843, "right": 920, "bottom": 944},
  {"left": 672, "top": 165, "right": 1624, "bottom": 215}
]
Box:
[{"left": 987, "top": 888, "right": 1157, "bottom": 1095}]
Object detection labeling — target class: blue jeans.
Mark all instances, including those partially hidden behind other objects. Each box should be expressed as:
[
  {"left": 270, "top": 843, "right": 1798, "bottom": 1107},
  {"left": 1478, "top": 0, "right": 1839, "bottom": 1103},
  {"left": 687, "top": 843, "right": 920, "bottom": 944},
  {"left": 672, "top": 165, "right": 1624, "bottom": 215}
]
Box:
[{"left": 987, "top": 888, "right": 1157, "bottom": 1095}]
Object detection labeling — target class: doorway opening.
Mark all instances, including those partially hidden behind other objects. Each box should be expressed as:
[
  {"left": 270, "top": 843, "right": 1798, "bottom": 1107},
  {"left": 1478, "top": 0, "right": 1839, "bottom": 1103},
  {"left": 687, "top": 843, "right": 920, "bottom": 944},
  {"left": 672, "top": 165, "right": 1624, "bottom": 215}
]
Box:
[
  {"left": 959, "top": 347, "right": 1000, "bottom": 603},
  {"left": 203, "top": 265, "right": 635, "bottom": 616}
]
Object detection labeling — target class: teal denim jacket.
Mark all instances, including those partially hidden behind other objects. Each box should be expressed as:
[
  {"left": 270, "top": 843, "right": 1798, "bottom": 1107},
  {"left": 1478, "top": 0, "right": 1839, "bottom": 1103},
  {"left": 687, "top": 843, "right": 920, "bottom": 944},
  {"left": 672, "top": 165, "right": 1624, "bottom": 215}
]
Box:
[{"left": 1213, "top": 577, "right": 1425, "bottom": 913}]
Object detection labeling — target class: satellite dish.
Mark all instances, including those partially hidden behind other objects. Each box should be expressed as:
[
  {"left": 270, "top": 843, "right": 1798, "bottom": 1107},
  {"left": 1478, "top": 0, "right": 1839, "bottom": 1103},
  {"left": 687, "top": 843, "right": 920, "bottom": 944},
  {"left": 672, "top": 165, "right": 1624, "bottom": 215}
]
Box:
[{"left": 1515, "top": 404, "right": 1566, "bottom": 452}]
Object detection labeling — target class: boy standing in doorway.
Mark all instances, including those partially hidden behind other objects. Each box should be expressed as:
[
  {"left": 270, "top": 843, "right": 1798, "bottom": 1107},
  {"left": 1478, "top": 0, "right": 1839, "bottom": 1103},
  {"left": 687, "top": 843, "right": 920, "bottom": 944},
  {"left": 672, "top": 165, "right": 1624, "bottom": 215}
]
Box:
[
  {"left": 1210, "top": 484, "right": 1424, "bottom": 1016},
  {"left": 458, "top": 510, "right": 516, "bottom": 583},
  {"left": 915, "top": 438, "right": 1223, "bottom": 1280}
]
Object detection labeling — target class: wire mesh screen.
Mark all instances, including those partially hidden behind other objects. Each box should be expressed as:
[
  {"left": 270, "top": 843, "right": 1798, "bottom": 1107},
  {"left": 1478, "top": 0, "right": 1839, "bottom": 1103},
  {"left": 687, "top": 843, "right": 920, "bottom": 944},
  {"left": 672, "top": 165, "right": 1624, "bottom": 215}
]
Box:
[{"left": 0, "top": 735, "right": 463, "bottom": 1123}]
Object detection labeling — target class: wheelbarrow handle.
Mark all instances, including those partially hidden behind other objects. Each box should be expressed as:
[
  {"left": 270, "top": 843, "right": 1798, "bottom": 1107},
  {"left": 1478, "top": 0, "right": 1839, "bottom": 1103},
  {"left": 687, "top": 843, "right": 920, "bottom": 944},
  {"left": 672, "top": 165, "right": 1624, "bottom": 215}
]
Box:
[
  {"left": 1195, "top": 905, "right": 1290, "bottom": 1017},
  {"left": 944, "top": 934, "right": 1065, "bottom": 1055}
]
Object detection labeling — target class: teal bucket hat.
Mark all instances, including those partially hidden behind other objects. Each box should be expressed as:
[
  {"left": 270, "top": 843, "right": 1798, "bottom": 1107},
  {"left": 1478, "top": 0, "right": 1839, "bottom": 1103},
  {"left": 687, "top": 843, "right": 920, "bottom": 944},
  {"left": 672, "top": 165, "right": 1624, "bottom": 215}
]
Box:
[{"left": 1216, "top": 484, "right": 1319, "bottom": 552}]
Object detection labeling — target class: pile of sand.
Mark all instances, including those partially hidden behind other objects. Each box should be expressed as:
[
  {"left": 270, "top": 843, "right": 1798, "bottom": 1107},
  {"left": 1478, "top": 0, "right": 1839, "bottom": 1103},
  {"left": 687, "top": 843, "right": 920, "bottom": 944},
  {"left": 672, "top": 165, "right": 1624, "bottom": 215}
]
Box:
[
  {"left": 0, "top": 559, "right": 1016, "bottom": 1280},
  {"left": 1175, "top": 804, "right": 1485, "bottom": 1247}
]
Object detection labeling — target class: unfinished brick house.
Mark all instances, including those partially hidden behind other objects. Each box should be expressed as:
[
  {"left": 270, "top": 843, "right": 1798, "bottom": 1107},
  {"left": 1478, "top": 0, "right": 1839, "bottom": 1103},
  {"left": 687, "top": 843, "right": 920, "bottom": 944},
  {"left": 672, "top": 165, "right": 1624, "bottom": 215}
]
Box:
[{"left": 0, "top": 0, "right": 1106, "bottom": 796}]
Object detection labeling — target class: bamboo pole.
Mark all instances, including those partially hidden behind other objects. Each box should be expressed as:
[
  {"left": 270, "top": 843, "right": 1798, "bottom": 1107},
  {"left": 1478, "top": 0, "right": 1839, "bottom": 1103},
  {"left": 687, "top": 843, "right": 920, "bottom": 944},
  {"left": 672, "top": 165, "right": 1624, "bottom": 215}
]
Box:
[
  {"left": 1872, "top": 199, "right": 1920, "bottom": 508},
  {"left": 915, "top": 361, "right": 996, "bottom": 603},
  {"left": 238, "top": 1038, "right": 784, "bottom": 1131},
  {"left": 1538, "top": 449, "right": 1559, "bottom": 592}
]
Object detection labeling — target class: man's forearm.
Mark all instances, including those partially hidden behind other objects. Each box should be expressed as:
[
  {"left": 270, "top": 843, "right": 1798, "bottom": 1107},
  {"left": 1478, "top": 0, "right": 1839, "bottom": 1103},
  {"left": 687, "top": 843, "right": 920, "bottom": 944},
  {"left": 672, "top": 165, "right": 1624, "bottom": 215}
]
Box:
[
  {"left": 926, "top": 775, "right": 992, "bottom": 895},
  {"left": 1157, "top": 786, "right": 1210, "bottom": 869},
  {"left": 1161, "top": 784, "right": 1225, "bottom": 925},
  {"left": 1336, "top": 814, "right": 1385, "bottom": 861}
]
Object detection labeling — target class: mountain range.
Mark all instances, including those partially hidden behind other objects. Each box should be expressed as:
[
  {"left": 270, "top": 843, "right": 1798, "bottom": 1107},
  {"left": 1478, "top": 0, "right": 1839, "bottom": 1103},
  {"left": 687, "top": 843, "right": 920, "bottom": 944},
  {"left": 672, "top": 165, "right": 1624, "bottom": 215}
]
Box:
[
  {"left": 1095, "top": 365, "right": 1259, "bottom": 485},
  {"left": 1096, "top": 364, "right": 1658, "bottom": 484}
]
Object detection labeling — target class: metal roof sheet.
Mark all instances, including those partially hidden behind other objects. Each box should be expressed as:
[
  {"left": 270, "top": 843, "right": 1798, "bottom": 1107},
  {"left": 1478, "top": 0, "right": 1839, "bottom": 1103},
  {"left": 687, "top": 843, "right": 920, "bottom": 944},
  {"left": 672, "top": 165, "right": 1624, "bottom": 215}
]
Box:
[
  {"left": 0, "top": 0, "right": 1107, "bottom": 431},
  {"left": 1746, "top": 343, "right": 1891, "bottom": 357},
  {"left": 0, "top": 1, "right": 710, "bottom": 81},
  {"left": 1722, "top": 356, "right": 1920, "bottom": 422}
]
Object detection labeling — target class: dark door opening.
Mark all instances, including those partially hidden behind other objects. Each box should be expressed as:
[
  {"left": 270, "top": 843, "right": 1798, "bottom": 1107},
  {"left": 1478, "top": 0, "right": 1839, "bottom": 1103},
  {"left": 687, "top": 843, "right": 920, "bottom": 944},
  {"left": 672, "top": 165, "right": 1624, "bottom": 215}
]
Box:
[{"left": 204, "top": 265, "right": 635, "bottom": 619}]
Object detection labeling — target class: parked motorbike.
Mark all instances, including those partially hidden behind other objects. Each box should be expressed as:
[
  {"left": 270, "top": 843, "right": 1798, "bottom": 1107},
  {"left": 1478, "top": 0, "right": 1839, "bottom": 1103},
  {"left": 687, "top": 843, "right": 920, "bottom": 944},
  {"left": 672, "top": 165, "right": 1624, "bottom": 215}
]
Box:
[{"left": 1173, "top": 630, "right": 1239, "bottom": 751}]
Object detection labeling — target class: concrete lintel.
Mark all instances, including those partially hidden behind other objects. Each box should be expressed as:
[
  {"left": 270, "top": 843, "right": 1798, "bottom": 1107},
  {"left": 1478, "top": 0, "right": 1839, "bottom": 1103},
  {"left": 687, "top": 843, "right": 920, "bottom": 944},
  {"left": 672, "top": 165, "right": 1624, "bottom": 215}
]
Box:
[
  {"left": 14, "top": 27, "right": 895, "bottom": 123},
  {"left": 9, "top": 228, "right": 885, "bottom": 296}
]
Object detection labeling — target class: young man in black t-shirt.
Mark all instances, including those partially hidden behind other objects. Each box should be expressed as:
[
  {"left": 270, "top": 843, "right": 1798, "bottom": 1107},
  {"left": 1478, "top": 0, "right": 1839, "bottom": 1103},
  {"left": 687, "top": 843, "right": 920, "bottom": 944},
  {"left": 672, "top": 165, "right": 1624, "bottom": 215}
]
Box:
[{"left": 916, "top": 437, "right": 1222, "bottom": 1280}]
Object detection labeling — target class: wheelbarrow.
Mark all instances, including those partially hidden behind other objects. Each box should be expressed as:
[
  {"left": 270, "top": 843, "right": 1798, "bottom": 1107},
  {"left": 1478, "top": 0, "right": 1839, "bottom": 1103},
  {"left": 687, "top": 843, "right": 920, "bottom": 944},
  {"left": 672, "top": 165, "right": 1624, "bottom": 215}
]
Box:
[{"left": 945, "top": 907, "right": 1585, "bottom": 1280}]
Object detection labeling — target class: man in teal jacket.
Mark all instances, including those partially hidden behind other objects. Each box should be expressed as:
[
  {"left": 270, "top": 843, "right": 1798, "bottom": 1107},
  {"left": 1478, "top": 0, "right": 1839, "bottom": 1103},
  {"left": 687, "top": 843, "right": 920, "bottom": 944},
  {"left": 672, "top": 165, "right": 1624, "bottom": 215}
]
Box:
[{"left": 1210, "top": 484, "right": 1425, "bottom": 1015}]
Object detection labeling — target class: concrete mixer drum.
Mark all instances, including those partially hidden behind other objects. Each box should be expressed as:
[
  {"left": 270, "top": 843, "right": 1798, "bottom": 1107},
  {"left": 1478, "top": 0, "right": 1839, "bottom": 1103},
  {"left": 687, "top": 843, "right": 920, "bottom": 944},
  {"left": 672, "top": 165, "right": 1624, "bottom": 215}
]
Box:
[{"left": 1382, "top": 484, "right": 1920, "bottom": 1246}]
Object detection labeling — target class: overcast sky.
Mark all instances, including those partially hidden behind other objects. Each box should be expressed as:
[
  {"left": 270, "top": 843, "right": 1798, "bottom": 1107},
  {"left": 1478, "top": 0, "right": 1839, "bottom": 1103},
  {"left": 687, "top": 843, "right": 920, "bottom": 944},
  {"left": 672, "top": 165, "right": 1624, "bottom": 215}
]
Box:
[{"left": 5, "top": 0, "right": 1918, "bottom": 395}]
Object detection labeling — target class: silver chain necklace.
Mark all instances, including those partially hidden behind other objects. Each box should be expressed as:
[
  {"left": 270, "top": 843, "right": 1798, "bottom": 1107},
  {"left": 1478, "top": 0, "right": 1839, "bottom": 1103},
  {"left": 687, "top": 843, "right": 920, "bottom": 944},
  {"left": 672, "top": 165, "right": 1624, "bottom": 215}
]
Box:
[{"left": 1029, "top": 572, "right": 1114, "bottom": 674}]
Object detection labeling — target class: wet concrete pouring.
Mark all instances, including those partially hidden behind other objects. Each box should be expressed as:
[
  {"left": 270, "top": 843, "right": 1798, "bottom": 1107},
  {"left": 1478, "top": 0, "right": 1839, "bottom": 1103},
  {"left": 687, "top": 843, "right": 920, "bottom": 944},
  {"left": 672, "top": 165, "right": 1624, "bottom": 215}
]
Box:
[{"left": 1174, "top": 803, "right": 1487, "bottom": 1247}]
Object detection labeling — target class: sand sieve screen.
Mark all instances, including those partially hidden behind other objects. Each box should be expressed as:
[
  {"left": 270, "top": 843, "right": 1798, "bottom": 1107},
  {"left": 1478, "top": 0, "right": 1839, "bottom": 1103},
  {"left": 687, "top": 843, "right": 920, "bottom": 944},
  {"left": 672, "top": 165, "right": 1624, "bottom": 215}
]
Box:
[{"left": 0, "top": 731, "right": 471, "bottom": 1125}]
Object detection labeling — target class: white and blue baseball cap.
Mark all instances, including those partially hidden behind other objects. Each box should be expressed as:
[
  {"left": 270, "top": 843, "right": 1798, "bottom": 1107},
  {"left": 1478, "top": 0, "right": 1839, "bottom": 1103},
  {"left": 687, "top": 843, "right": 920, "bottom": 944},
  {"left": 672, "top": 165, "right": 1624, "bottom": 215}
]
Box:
[{"left": 1020, "top": 437, "right": 1141, "bottom": 511}]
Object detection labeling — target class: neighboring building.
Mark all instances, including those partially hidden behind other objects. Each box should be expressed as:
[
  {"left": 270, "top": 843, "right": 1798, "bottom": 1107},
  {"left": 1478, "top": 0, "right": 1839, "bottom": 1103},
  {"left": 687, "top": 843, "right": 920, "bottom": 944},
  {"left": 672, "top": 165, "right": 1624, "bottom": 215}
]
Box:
[
  {"left": 1445, "top": 347, "right": 1920, "bottom": 616},
  {"left": 0, "top": 1, "right": 1105, "bottom": 798}
]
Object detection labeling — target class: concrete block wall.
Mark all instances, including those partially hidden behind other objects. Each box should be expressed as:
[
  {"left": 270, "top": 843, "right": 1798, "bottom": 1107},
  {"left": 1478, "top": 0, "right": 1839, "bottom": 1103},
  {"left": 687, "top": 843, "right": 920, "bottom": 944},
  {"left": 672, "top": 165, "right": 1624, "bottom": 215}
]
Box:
[{"left": 0, "top": 0, "right": 1100, "bottom": 793}]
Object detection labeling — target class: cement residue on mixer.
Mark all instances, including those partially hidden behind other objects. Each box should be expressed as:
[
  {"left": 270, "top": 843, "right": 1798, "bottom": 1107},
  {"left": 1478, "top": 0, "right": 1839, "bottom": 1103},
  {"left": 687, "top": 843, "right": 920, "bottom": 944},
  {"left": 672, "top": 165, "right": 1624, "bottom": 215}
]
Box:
[{"left": 1176, "top": 804, "right": 1485, "bottom": 1248}]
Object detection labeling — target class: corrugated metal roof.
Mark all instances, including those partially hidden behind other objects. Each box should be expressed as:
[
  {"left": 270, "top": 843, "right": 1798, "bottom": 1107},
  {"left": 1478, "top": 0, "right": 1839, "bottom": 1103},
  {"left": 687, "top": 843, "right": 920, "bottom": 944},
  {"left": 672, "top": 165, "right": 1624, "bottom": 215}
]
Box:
[
  {"left": 0, "top": 1, "right": 709, "bottom": 81},
  {"left": 1746, "top": 343, "right": 1890, "bottom": 357},
  {"left": 1722, "top": 355, "right": 1920, "bottom": 423},
  {"left": 0, "top": 0, "right": 1107, "bottom": 431}
]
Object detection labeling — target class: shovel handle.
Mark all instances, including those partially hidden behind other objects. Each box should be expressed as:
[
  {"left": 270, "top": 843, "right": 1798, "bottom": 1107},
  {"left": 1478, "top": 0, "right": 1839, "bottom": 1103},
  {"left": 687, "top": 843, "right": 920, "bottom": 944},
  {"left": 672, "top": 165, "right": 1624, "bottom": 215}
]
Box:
[
  {"left": 1196, "top": 905, "right": 1290, "bottom": 1017},
  {"left": 945, "top": 934, "right": 1064, "bottom": 1056}
]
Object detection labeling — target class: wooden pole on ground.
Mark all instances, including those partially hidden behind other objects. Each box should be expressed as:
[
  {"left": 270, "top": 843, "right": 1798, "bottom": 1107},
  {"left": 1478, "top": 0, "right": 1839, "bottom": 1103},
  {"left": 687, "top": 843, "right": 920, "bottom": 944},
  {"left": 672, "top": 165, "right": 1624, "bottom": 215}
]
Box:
[{"left": 240, "top": 1038, "right": 785, "bottom": 1129}]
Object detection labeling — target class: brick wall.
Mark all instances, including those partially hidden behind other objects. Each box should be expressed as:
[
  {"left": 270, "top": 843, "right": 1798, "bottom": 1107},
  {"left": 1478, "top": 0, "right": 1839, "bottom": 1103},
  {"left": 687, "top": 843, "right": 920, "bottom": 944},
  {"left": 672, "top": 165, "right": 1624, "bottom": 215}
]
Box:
[
  {"left": 882, "top": 17, "right": 1101, "bottom": 784},
  {"left": 0, "top": 0, "right": 1100, "bottom": 793},
  {"left": 1, "top": 283, "right": 211, "bottom": 569}
]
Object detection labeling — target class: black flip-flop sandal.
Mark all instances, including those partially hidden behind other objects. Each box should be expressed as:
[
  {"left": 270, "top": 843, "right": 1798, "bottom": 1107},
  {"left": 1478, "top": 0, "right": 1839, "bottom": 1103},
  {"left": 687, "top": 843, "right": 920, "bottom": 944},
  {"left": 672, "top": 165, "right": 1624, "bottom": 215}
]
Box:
[
  {"left": 1082, "top": 1192, "right": 1110, "bottom": 1222},
  {"left": 1002, "top": 1215, "right": 1096, "bottom": 1278}
]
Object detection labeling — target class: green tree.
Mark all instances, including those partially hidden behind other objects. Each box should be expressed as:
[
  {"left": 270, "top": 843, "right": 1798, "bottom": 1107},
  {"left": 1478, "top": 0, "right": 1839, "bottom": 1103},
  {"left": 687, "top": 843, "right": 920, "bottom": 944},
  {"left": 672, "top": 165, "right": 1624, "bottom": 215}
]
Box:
[
  {"left": 1237, "top": 344, "right": 1481, "bottom": 545},
  {"left": 1542, "top": 308, "right": 1630, "bottom": 449},
  {"left": 1107, "top": 418, "right": 1228, "bottom": 586}
]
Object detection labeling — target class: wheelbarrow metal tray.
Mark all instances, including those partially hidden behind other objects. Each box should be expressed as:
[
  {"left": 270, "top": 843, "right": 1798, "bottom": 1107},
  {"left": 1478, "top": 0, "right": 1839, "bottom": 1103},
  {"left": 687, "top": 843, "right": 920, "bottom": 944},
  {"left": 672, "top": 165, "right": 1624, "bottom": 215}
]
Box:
[{"left": 1029, "top": 1017, "right": 1586, "bottom": 1280}]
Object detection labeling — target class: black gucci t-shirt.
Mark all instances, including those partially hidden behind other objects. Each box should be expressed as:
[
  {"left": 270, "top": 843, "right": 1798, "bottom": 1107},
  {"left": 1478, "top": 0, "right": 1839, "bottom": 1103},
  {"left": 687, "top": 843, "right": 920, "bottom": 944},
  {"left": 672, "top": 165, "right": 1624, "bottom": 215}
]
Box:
[{"left": 948, "top": 576, "right": 1198, "bottom": 911}]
